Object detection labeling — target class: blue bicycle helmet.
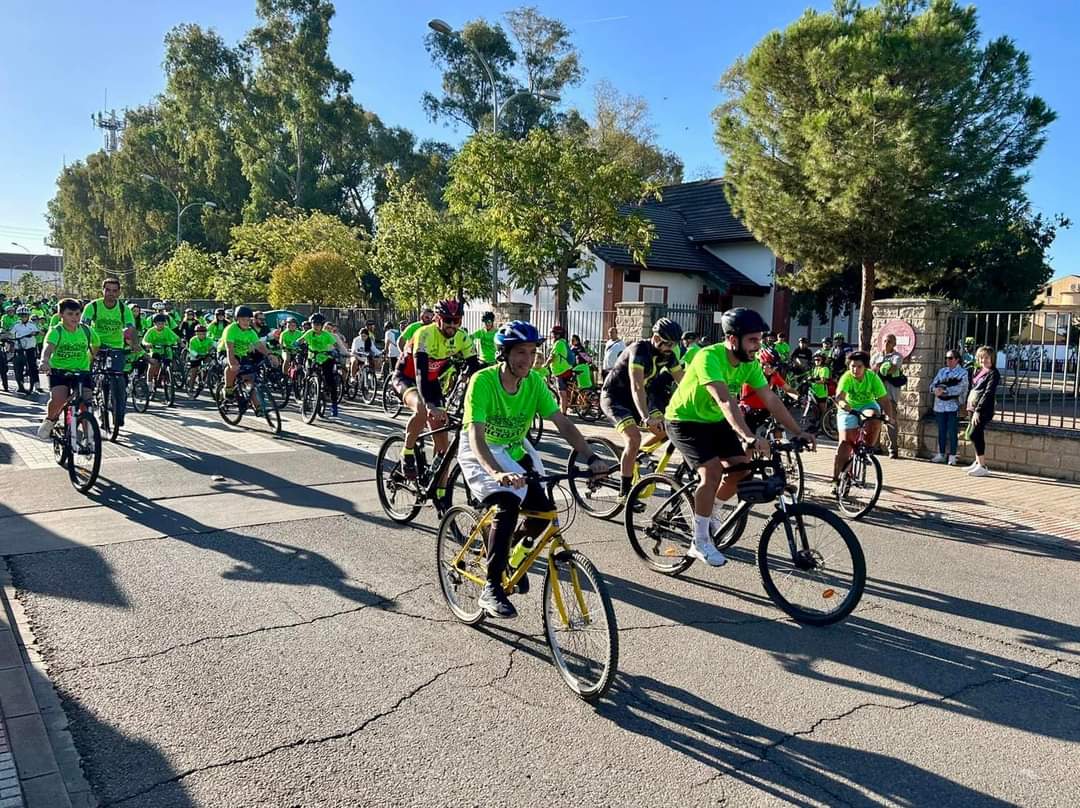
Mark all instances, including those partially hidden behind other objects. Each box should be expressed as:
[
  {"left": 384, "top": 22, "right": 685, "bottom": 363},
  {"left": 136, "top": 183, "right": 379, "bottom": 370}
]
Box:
[{"left": 495, "top": 320, "right": 545, "bottom": 351}]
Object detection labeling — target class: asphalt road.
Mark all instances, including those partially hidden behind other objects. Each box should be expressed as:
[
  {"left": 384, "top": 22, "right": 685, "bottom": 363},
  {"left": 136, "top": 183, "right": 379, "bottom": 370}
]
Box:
[{"left": 1, "top": 387, "right": 1077, "bottom": 807}]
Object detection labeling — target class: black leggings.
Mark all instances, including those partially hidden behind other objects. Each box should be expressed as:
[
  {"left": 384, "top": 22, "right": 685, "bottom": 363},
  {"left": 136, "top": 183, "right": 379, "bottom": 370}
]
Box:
[
  {"left": 317, "top": 358, "right": 337, "bottom": 401},
  {"left": 481, "top": 459, "right": 554, "bottom": 586},
  {"left": 970, "top": 412, "right": 992, "bottom": 455}
]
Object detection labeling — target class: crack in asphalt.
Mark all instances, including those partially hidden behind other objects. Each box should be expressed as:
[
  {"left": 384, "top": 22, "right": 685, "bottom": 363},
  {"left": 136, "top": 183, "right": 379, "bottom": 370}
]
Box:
[
  {"left": 620, "top": 602, "right": 884, "bottom": 634},
  {"left": 97, "top": 659, "right": 478, "bottom": 807},
  {"left": 50, "top": 582, "right": 433, "bottom": 675}
]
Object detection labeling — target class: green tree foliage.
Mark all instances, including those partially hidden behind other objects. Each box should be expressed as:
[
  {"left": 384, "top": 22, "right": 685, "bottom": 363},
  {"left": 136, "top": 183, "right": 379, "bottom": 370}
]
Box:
[
  {"left": 269, "top": 250, "right": 360, "bottom": 308},
  {"left": 446, "top": 130, "right": 655, "bottom": 321},
  {"left": 149, "top": 243, "right": 217, "bottom": 300},
  {"left": 372, "top": 174, "right": 491, "bottom": 310},
  {"left": 714, "top": 0, "right": 1056, "bottom": 348}
]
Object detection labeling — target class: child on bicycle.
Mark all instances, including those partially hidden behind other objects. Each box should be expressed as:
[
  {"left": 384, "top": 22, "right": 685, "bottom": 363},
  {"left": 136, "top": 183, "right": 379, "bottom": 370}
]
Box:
[
  {"left": 186, "top": 324, "right": 215, "bottom": 391},
  {"left": 37, "top": 298, "right": 100, "bottom": 440},
  {"left": 832, "top": 351, "right": 889, "bottom": 494},
  {"left": 458, "top": 320, "right": 608, "bottom": 620},
  {"left": 810, "top": 351, "right": 833, "bottom": 422},
  {"left": 143, "top": 313, "right": 179, "bottom": 392},
  {"left": 739, "top": 347, "right": 797, "bottom": 437}
]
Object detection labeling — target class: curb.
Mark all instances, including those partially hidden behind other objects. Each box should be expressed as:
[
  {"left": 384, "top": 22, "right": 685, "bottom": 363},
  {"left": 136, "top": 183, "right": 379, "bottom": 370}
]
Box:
[{"left": 0, "top": 560, "right": 95, "bottom": 808}]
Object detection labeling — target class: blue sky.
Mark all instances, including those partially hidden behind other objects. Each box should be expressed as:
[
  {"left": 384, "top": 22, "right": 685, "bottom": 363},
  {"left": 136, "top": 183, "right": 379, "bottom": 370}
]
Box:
[{"left": 1, "top": 1, "right": 1076, "bottom": 277}]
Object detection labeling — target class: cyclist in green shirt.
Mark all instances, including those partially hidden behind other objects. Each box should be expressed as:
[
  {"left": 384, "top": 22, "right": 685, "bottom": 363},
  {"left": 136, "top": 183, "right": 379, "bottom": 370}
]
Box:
[
  {"left": 680, "top": 332, "right": 702, "bottom": 368},
  {"left": 832, "top": 351, "right": 889, "bottom": 493},
  {"left": 186, "top": 324, "right": 215, "bottom": 390},
  {"left": 143, "top": 313, "right": 180, "bottom": 393},
  {"left": 82, "top": 277, "right": 137, "bottom": 427},
  {"left": 222, "top": 305, "right": 279, "bottom": 398},
  {"left": 299, "top": 312, "right": 341, "bottom": 417},
  {"left": 774, "top": 333, "right": 791, "bottom": 362},
  {"left": 207, "top": 308, "right": 228, "bottom": 343},
  {"left": 278, "top": 317, "right": 302, "bottom": 377},
  {"left": 545, "top": 324, "right": 574, "bottom": 414},
  {"left": 664, "top": 308, "right": 813, "bottom": 567},
  {"left": 458, "top": 319, "right": 608, "bottom": 619},
  {"left": 396, "top": 307, "right": 434, "bottom": 353},
  {"left": 37, "top": 298, "right": 101, "bottom": 440},
  {"left": 470, "top": 311, "right": 498, "bottom": 365}
]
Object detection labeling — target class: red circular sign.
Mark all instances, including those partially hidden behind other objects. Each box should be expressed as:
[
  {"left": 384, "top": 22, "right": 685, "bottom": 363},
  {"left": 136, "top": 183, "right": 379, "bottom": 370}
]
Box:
[{"left": 878, "top": 319, "right": 917, "bottom": 358}]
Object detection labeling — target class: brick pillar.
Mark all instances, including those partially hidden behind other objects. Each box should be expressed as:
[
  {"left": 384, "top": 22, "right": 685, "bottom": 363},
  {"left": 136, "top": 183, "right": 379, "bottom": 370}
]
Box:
[
  {"left": 871, "top": 298, "right": 958, "bottom": 458},
  {"left": 494, "top": 301, "right": 532, "bottom": 325},
  {"left": 615, "top": 301, "right": 665, "bottom": 341}
]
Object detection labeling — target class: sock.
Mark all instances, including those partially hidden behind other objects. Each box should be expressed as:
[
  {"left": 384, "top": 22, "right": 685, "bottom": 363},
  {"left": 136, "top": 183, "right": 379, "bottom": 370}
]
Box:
[
  {"left": 436, "top": 487, "right": 446, "bottom": 500},
  {"left": 225, "top": 386, "right": 235, "bottom": 396},
  {"left": 402, "top": 447, "right": 414, "bottom": 456},
  {"left": 620, "top": 475, "right": 632, "bottom": 496},
  {"left": 693, "top": 515, "right": 711, "bottom": 543}
]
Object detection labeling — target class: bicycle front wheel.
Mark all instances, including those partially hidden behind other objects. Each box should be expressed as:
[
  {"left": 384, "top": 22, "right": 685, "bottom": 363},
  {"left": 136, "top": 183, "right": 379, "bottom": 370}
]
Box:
[
  {"left": 131, "top": 376, "right": 150, "bottom": 415},
  {"left": 256, "top": 383, "right": 281, "bottom": 435},
  {"left": 543, "top": 550, "right": 618, "bottom": 702},
  {"left": 625, "top": 474, "right": 695, "bottom": 575},
  {"left": 360, "top": 368, "right": 378, "bottom": 405},
  {"left": 301, "top": 376, "right": 321, "bottom": 424},
  {"left": 217, "top": 383, "right": 244, "bottom": 425},
  {"left": 567, "top": 436, "right": 623, "bottom": 519},
  {"left": 836, "top": 450, "right": 882, "bottom": 520},
  {"left": 382, "top": 375, "right": 403, "bottom": 418},
  {"left": 67, "top": 410, "right": 102, "bottom": 494},
  {"left": 757, "top": 502, "right": 865, "bottom": 625},
  {"left": 821, "top": 400, "right": 839, "bottom": 441},
  {"left": 435, "top": 505, "right": 486, "bottom": 625},
  {"left": 375, "top": 435, "right": 422, "bottom": 523}
]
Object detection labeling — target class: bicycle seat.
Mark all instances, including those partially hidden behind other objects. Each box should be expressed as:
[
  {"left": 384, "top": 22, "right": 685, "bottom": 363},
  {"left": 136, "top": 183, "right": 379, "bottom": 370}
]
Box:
[{"left": 737, "top": 475, "right": 785, "bottom": 504}]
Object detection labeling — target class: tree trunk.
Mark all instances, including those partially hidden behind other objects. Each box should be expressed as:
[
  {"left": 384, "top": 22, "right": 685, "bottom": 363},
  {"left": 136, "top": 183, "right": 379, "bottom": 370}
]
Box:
[
  {"left": 556, "top": 266, "right": 569, "bottom": 331},
  {"left": 859, "top": 260, "right": 876, "bottom": 351}
]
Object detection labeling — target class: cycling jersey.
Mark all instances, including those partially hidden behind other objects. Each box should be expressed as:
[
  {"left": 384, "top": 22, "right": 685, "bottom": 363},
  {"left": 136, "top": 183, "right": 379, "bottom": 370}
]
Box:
[
  {"left": 220, "top": 322, "right": 260, "bottom": 357},
  {"left": 187, "top": 336, "right": 215, "bottom": 358},
  {"left": 549, "top": 338, "right": 572, "bottom": 375},
  {"left": 665, "top": 344, "right": 767, "bottom": 423},
  {"left": 463, "top": 366, "right": 558, "bottom": 460},
  {"left": 46, "top": 324, "right": 99, "bottom": 371},
  {"left": 82, "top": 298, "right": 134, "bottom": 350},
  {"left": 470, "top": 327, "right": 497, "bottom": 364},
  {"left": 400, "top": 323, "right": 474, "bottom": 381},
  {"left": 602, "top": 339, "right": 679, "bottom": 403},
  {"left": 836, "top": 370, "right": 886, "bottom": 410},
  {"left": 300, "top": 328, "right": 337, "bottom": 358},
  {"left": 399, "top": 320, "right": 426, "bottom": 346},
  {"left": 143, "top": 327, "right": 179, "bottom": 354}
]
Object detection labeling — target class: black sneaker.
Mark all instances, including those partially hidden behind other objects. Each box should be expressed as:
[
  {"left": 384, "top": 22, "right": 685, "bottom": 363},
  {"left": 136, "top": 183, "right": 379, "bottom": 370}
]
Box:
[
  {"left": 478, "top": 583, "right": 517, "bottom": 620},
  {"left": 402, "top": 454, "right": 417, "bottom": 481},
  {"left": 513, "top": 570, "right": 530, "bottom": 595}
]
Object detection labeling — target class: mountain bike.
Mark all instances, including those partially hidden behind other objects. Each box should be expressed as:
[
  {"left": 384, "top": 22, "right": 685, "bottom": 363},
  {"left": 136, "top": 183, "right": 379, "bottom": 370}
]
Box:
[
  {"left": 375, "top": 412, "right": 467, "bottom": 523},
  {"left": 49, "top": 374, "right": 102, "bottom": 494},
  {"left": 216, "top": 356, "right": 282, "bottom": 434},
  {"left": 148, "top": 352, "right": 176, "bottom": 408},
  {"left": 90, "top": 347, "right": 127, "bottom": 442},
  {"left": 624, "top": 438, "right": 865, "bottom": 626},
  {"left": 436, "top": 467, "right": 618, "bottom": 701},
  {"left": 299, "top": 356, "right": 338, "bottom": 424},
  {"left": 187, "top": 358, "right": 213, "bottom": 401},
  {"left": 382, "top": 373, "right": 403, "bottom": 418},
  {"left": 834, "top": 408, "right": 886, "bottom": 519}
]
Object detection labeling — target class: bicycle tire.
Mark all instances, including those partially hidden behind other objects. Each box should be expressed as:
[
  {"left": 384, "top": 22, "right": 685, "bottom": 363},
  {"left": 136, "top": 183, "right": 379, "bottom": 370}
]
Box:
[
  {"left": 269, "top": 370, "right": 290, "bottom": 409},
  {"left": 542, "top": 550, "right": 619, "bottom": 702},
  {"left": 765, "top": 445, "right": 805, "bottom": 504},
  {"left": 163, "top": 368, "right": 175, "bottom": 407},
  {"left": 301, "top": 376, "right": 320, "bottom": 424},
  {"left": 360, "top": 368, "right": 378, "bottom": 405},
  {"left": 624, "top": 474, "right": 695, "bottom": 575},
  {"left": 131, "top": 377, "right": 150, "bottom": 415},
  {"left": 51, "top": 421, "right": 69, "bottom": 467},
  {"left": 435, "top": 505, "right": 486, "bottom": 625},
  {"left": 192, "top": 370, "right": 204, "bottom": 400},
  {"left": 757, "top": 501, "right": 866, "bottom": 625},
  {"left": 344, "top": 373, "right": 359, "bottom": 402},
  {"left": 217, "top": 383, "right": 244, "bottom": 425},
  {"left": 527, "top": 412, "right": 544, "bottom": 446},
  {"left": 382, "top": 375, "right": 403, "bottom": 418},
  {"left": 836, "top": 450, "right": 882, "bottom": 520},
  {"left": 67, "top": 410, "right": 102, "bottom": 494},
  {"left": 257, "top": 383, "right": 281, "bottom": 435},
  {"left": 375, "top": 434, "right": 422, "bottom": 523},
  {"left": 821, "top": 400, "right": 839, "bottom": 441},
  {"left": 567, "top": 436, "right": 623, "bottom": 519}
]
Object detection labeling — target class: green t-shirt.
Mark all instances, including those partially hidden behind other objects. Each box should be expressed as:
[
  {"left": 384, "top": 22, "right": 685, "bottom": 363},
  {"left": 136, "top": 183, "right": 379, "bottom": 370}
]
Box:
[
  {"left": 220, "top": 322, "right": 260, "bottom": 357},
  {"left": 550, "top": 338, "right": 571, "bottom": 375},
  {"left": 0, "top": 314, "right": 16, "bottom": 332},
  {"left": 775, "top": 341, "right": 791, "bottom": 360},
  {"left": 681, "top": 344, "right": 701, "bottom": 368},
  {"left": 666, "top": 344, "right": 767, "bottom": 423},
  {"left": 300, "top": 328, "right": 336, "bottom": 356},
  {"left": 49, "top": 313, "right": 62, "bottom": 329},
  {"left": 280, "top": 329, "right": 302, "bottom": 351},
  {"left": 836, "top": 369, "right": 887, "bottom": 410},
  {"left": 208, "top": 321, "right": 227, "bottom": 342},
  {"left": 400, "top": 320, "right": 425, "bottom": 348},
  {"left": 45, "top": 324, "right": 100, "bottom": 371},
  {"left": 464, "top": 367, "right": 558, "bottom": 460},
  {"left": 810, "top": 366, "right": 832, "bottom": 399},
  {"left": 143, "top": 327, "right": 179, "bottom": 353},
  {"left": 82, "top": 298, "right": 134, "bottom": 349},
  {"left": 471, "top": 327, "right": 497, "bottom": 364},
  {"left": 188, "top": 335, "right": 215, "bottom": 358}
]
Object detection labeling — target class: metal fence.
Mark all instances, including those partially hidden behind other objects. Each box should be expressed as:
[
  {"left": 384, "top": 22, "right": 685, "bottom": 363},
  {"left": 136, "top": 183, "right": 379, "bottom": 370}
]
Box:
[{"left": 948, "top": 309, "right": 1080, "bottom": 431}]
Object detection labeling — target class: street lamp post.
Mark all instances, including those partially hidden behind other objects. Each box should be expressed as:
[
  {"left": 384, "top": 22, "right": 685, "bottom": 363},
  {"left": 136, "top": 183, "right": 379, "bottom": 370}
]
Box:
[
  {"left": 9, "top": 242, "right": 45, "bottom": 294},
  {"left": 427, "top": 19, "right": 559, "bottom": 303},
  {"left": 139, "top": 174, "right": 217, "bottom": 247}
]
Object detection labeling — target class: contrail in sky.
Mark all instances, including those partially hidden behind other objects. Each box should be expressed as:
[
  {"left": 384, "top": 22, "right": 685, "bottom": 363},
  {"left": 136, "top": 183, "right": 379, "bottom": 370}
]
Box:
[{"left": 579, "top": 15, "right": 630, "bottom": 23}]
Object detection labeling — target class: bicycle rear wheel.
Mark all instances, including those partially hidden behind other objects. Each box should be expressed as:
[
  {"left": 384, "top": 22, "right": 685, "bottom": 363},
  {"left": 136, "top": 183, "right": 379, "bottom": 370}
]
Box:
[
  {"left": 836, "top": 450, "right": 882, "bottom": 519},
  {"left": 131, "top": 376, "right": 150, "bottom": 415},
  {"left": 375, "top": 435, "right": 422, "bottom": 523},
  {"left": 821, "top": 399, "right": 839, "bottom": 441},
  {"left": 543, "top": 550, "right": 618, "bottom": 702},
  {"left": 256, "top": 383, "right": 281, "bottom": 435},
  {"left": 435, "top": 505, "right": 486, "bottom": 625},
  {"left": 217, "top": 383, "right": 244, "bottom": 425},
  {"left": 301, "top": 376, "right": 321, "bottom": 424},
  {"left": 567, "top": 436, "right": 623, "bottom": 519},
  {"left": 624, "top": 474, "right": 695, "bottom": 575},
  {"left": 527, "top": 411, "right": 544, "bottom": 446},
  {"left": 382, "top": 375, "right": 403, "bottom": 418},
  {"left": 67, "top": 410, "right": 102, "bottom": 494},
  {"left": 758, "top": 502, "right": 865, "bottom": 625}
]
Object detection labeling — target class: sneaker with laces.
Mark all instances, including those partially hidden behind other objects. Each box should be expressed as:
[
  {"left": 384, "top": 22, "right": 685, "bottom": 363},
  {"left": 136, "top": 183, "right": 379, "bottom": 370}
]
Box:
[
  {"left": 968, "top": 464, "right": 990, "bottom": 477},
  {"left": 688, "top": 539, "right": 727, "bottom": 567},
  {"left": 401, "top": 453, "right": 417, "bottom": 481},
  {"left": 947, "top": 455, "right": 958, "bottom": 466},
  {"left": 478, "top": 583, "right": 517, "bottom": 619},
  {"left": 931, "top": 453, "right": 945, "bottom": 463},
  {"left": 37, "top": 419, "right": 56, "bottom": 441},
  {"left": 330, "top": 403, "right": 339, "bottom": 418}
]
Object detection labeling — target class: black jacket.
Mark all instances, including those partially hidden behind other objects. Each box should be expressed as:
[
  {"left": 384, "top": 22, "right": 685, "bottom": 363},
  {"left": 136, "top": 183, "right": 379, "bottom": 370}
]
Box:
[{"left": 968, "top": 367, "right": 1000, "bottom": 418}]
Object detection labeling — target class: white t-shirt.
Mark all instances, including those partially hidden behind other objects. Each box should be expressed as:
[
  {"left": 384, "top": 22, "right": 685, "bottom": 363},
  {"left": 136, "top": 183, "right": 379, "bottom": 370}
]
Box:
[
  {"left": 603, "top": 339, "right": 625, "bottom": 370},
  {"left": 351, "top": 336, "right": 367, "bottom": 354},
  {"left": 385, "top": 329, "right": 401, "bottom": 358},
  {"left": 11, "top": 321, "right": 39, "bottom": 350}
]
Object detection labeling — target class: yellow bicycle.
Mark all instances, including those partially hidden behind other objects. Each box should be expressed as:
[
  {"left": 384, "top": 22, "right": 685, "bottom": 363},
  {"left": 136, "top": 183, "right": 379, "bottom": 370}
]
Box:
[
  {"left": 435, "top": 468, "right": 619, "bottom": 701},
  {"left": 566, "top": 432, "right": 692, "bottom": 519}
]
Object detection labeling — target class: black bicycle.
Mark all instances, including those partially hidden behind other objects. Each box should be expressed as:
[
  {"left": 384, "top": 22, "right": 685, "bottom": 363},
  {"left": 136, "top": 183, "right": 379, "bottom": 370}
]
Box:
[
  {"left": 834, "top": 408, "right": 886, "bottom": 519},
  {"left": 623, "top": 438, "right": 865, "bottom": 626},
  {"left": 375, "top": 412, "right": 468, "bottom": 523},
  {"left": 90, "top": 347, "right": 128, "bottom": 442},
  {"left": 216, "top": 356, "right": 282, "bottom": 434},
  {"left": 49, "top": 375, "right": 103, "bottom": 494},
  {"left": 148, "top": 351, "right": 176, "bottom": 408}
]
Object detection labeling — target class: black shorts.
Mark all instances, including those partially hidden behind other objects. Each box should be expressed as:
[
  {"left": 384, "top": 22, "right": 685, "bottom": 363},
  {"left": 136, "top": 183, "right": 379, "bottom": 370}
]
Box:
[
  {"left": 554, "top": 369, "right": 574, "bottom": 391},
  {"left": 188, "top": 356, "right": 205, "bottom": 368},
  {"left": 49, "top": 370, "right": 92, "bottom": 392},
  {"left": 392, "top": 371, "right": 443, "bottom": 408},
  {"left": 667, "top": 419, "right": 746, "bottom": 470},
  {"left": 600, "top": 390, "right": 639, "bottom": 432},
  {"left": 237, "top": 356, "right": 259, "bottom": 376}
]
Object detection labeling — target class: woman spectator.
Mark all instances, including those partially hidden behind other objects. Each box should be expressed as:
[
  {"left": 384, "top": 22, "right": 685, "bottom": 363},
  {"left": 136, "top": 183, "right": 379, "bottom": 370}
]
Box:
[
  {"left": 930, "top": 350, "right": 969, "bottom": 465},
  {"left": 965, "top": 346, "right": 1000, "bottom": 477}
]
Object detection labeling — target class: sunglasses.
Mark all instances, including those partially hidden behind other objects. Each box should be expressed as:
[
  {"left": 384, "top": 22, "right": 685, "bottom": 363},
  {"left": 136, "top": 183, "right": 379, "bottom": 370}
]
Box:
[
  {"left": 441, "top": 317, "right": 462, "bottom": 326},
  {"left": 946, "top": 355, "right": 959, "bottom": 360}
]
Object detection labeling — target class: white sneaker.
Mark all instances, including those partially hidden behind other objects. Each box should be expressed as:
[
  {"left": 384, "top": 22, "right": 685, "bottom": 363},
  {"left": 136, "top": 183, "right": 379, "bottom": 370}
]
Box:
[
  {"left": 965, "top": 460, "right": 979, "bottom": 470},
  {"left": 947, "top": 455, "right": 958, "bottom": 466},
  {"left": 36, "top": 419, "right": 55, "bottom": 441},
  {"left": 968, "top": 464, "right": 990, "bottom": 477},
  {"left": 931, "top": 454, "right": 945, "bottom": 463},
  {"left": 688, "top": 539, "right": 727, "bottom": 567}
]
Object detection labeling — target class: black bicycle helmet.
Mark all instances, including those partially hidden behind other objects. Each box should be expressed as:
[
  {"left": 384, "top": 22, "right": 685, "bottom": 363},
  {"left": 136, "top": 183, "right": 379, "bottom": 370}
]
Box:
[
  {"left": 215, "top": 308, "right": 226, "bottom": 317},
  {"left": 152, "top": 313, "right": 169, "bottom": 324},
  {"left": 652, "top": 317, "right": 683, "bottom": 342},
  {"left": 481, "top": 310, "right": 495, "bottom": 323},
  {"left": 720, "top": 307, "right": 769, "bottom": 338},
  {"left": 310, "top": 312, "right": 327, "bottom": 325},
  {"left": 234, "top": 305, "right": 254, "bottom": 319}
]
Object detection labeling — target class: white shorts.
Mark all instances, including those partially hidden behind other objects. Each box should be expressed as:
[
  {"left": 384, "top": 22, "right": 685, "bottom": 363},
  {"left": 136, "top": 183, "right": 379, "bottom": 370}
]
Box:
[{"left": 457, "top": 429, "right": 546, "bottom": 503}]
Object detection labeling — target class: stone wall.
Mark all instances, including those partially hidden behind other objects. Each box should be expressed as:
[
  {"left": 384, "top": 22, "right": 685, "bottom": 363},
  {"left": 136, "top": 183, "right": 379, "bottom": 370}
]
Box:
[
  {"left": 495, "top": 301, "right": 532, "bottom": 325},
  {"left": 615, "top": 301, "right": 666, "bottom": 341},
  {"left": 920, "top": 419, "right": 1080, "bottom": 481}
]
